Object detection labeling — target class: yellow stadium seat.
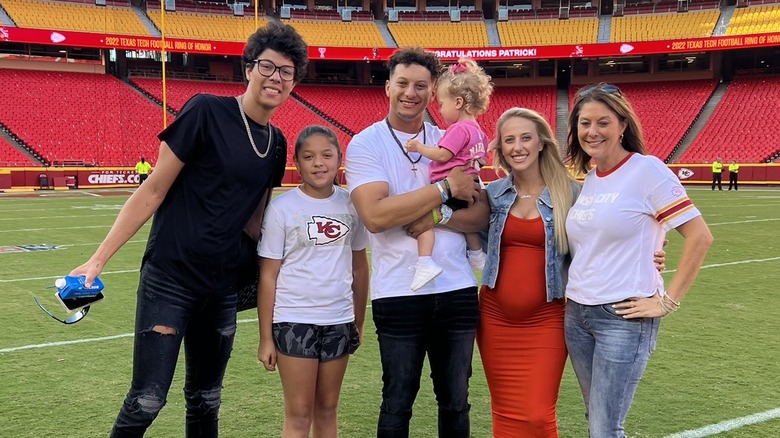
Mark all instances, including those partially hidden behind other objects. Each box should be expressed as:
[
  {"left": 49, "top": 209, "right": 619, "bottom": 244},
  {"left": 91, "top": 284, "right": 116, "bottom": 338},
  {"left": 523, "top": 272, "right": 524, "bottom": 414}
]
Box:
[{"left": 3, "top": 0, "right": 150, "bottom": 36}]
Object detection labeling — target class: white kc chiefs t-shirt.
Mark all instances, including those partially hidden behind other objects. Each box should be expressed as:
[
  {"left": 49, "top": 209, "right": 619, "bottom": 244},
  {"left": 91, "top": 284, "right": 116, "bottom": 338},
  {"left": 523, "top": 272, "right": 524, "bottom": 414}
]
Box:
[{"left": 258, "top": 186, "right": 368, "bottom": 325}]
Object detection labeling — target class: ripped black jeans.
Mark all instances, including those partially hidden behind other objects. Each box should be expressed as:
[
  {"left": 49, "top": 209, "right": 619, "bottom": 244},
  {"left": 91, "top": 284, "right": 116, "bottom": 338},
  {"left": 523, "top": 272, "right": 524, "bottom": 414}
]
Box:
[{"left": 111, "top": 262, "right": 237, "bottom": 438}]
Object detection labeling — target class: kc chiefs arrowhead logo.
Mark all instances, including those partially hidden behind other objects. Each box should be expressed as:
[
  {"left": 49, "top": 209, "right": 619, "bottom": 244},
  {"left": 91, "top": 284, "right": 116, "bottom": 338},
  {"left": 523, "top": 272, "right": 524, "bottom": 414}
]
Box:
[{"left": 307, "top": 216, "right": 350, "bottom": 245}]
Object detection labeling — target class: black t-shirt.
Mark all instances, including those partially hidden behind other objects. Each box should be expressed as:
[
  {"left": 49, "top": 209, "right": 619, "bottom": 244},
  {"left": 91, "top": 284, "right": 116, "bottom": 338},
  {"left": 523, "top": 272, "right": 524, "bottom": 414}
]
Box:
[{"left": 144, "top": 94, "right": 286, "bottom": 291}]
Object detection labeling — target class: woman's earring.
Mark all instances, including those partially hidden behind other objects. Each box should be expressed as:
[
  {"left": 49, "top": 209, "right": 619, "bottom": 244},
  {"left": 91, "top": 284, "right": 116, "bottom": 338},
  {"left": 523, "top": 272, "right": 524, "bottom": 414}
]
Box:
[{"left": 620, "top": 134, "right": 624, "bottom": 144}]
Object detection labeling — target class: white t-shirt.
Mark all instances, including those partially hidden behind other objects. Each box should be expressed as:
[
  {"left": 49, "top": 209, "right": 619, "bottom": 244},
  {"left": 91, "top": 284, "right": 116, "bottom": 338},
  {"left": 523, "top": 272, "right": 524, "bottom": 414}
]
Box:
[
  {"left": 565, "top": 153, "right": 701, "bottom": 305},
  {"left": 345, "top": 120, "right": 477, "bottom": 300},
  {"left": 258, "top": 186, "right": 368, "bottom": 325}
]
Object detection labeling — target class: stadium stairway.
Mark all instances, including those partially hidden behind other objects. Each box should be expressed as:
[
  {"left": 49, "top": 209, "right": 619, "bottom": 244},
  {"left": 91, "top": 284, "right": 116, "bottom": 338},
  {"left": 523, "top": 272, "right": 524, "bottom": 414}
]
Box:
[
  {"left": 0, "top": 3, "right": 15, "bottom": 26},
  {"left": 668, "top": 81, "right": 728, "bottom": 163},
  {"left": 485, "top": 19, "right": 501, "bottom": 47},
  {"left": 134, "top": 5, "right": 161, "bottom": 37},
  {"left": 289, "top": 92, "right": 355, "bottom": 136},
  {"left": 376, "top": 20, "right": 398, "bottom": 48},
  {"left": 597, "top": 15, "right": 612, "bottom": 43},
  {"left": 713, "top": 5, "right": 735, "bottom": 36},
  {"left": 124, "top": 77, "right": 177, "bottom": 114},
  {"left": 0, "top": 121, "right": 45, "bottom": 165},
  {"left": 555, "top": 88, "right": 569, "bottom": 155}
]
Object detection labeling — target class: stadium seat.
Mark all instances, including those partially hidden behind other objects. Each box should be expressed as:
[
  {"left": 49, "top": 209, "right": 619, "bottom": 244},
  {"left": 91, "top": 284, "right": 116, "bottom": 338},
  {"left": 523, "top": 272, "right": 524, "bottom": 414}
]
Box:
[
  {"left": 681, "top": 76, "right": 780, "bottom": 163},
  {"left": 0, "top": 69, "right": 162, "bottom": 166},
  {"left": 2, "top": 0, "right": 151, "bottom": 36},
  {"left": 0, "top": 137, "right": 36, "bottom": 167},
  {"left": 611, "top": 10, "right": 719, "bottom": 42}
]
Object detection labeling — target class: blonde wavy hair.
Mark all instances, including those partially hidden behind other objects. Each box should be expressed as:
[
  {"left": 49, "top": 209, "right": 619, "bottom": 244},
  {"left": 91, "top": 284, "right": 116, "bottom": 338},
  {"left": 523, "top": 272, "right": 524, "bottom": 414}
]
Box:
[
  {"left": 438, "top": 58, "right": 493, "bottom": 116},
  {"left": 490, "top": 107, "right": 577, "bottom": 255}
]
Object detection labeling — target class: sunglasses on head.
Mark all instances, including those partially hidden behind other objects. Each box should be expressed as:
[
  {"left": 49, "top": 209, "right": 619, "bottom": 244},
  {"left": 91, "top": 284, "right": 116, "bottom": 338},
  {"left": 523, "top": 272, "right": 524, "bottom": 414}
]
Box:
[{"left": 577, "top": 83, "right": 622, "bottom": 98}]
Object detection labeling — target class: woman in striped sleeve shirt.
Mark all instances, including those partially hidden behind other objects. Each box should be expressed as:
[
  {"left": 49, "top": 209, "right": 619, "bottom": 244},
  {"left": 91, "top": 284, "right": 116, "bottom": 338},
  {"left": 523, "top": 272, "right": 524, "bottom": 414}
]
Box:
[{"left": 563, "top": 83, "right": 714, "bottom": 438}]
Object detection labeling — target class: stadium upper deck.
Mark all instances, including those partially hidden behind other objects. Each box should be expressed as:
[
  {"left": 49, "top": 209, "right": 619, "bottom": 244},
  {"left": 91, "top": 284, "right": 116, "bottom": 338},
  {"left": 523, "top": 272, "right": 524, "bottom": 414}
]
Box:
[
  {"left": 0, "top": 0, "right": 778, "bottom": 169},
  {"left": 1, "top": 0, "right": 779, "bottom": 48}
]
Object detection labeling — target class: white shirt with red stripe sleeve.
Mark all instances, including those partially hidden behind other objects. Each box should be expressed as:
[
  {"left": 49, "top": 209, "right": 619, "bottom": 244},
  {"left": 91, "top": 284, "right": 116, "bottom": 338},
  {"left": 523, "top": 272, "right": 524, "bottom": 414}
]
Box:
[{"left": 565, "top": 153, "right": 701, "bottom": 305}]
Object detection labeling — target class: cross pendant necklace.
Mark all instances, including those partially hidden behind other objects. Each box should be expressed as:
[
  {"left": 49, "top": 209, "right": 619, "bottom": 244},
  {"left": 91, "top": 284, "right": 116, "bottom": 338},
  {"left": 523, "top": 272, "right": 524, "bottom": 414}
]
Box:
[{"left": 385, "top": 118, "right": 424, "bottom": 176}]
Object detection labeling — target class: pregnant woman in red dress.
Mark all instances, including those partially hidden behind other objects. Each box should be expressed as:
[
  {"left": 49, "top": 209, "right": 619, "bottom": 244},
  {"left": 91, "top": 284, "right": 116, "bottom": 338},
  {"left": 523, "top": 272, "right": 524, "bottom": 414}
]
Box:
[{"left": 477, "top": 108, "right": 579, "bottom": 437}]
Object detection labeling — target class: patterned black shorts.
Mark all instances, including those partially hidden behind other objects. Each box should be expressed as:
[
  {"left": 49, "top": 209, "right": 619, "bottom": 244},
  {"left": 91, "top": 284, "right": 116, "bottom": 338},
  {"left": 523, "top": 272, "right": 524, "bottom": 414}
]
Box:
[{"left": 272, "top": 321, "right": 360, "bottom": 362}]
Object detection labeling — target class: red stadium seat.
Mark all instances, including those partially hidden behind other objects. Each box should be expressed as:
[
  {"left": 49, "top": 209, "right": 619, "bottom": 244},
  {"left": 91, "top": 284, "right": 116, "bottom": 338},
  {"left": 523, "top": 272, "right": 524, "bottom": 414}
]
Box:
[{"left": 681, "top": 76, "right": 780, "bottom": 163}]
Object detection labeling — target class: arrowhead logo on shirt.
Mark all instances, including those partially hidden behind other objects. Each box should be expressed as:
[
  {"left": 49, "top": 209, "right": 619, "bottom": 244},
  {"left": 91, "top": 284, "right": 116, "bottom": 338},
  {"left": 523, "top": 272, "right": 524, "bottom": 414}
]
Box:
[{"left": 307, "top": 216, "right": 350, "bottom": 245}]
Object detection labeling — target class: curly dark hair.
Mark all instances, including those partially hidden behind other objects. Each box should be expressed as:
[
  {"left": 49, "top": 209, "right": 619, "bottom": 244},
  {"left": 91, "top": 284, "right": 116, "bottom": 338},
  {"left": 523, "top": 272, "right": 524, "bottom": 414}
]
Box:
[
  {"left": 385, "top": 47, "right": 441, "bottom": 82},
  {"left": 243, "top": 22, "right": 309, "bottom": 83}
]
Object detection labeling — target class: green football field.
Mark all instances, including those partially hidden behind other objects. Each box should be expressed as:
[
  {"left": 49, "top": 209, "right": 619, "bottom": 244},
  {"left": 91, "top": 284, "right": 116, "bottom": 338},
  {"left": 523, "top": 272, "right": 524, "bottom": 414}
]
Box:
[{"left": 1, "top": 187, "right": 779, "bottom": 437}]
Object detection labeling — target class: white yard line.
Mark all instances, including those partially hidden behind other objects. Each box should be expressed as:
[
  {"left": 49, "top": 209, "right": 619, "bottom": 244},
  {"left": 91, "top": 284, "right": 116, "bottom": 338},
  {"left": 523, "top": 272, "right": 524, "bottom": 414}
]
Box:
[
  {"left": 662, "top": 408, "right": 780, "bottom": 438},
  {"left": 0, "top": 225, "right": 111, "bottom": 233},
  {"left": 0, "top": 269, "right": 139, "bottom": 283},
  {"left": 0, "top": 214, "right": 117, "bottom": 221},
  {"left": 663, "top": 256, "right": 780, "bottom": 274},
  {"left": 707, "top": 218, "right": 780, "bottom": 226},
  {"left": 1, "top": 253, "right": 777, "bottom": 435}
]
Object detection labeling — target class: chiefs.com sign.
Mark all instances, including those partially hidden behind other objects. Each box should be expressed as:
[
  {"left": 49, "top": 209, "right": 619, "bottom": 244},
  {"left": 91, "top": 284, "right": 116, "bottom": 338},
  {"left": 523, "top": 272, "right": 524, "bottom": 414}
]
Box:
[{"left": 85, "top": 169, "right": 140, "bottom": 186}]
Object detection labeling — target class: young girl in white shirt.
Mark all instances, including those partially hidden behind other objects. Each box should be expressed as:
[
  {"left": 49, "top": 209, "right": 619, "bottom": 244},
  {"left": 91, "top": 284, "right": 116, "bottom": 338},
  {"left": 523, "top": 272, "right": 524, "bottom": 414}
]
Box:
[{"left": 257, "top": 125, "right": 370, "bottom": 438}]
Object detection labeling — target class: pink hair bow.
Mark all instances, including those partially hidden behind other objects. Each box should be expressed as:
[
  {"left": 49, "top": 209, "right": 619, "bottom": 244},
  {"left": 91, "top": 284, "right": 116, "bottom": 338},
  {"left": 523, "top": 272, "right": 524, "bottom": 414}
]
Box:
[{"left": 449, "top": 62, "right": 468, "bottom": 74}]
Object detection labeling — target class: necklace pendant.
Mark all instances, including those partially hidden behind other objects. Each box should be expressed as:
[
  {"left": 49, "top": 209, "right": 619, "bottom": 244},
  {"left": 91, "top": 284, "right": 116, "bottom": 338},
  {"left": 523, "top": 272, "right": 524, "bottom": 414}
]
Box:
[
  {"left": 519, "top": 194, "right": 532, "bottom": 200},
  {"left": 412, "top": 164, "right": 418, "bottom": 176}
]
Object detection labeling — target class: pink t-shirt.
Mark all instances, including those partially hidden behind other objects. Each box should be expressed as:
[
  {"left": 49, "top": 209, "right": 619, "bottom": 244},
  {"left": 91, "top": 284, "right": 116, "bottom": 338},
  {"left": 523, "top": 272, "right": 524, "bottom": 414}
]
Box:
[{"left": 429, "top": 120, "right": 488, "bottom": 182}]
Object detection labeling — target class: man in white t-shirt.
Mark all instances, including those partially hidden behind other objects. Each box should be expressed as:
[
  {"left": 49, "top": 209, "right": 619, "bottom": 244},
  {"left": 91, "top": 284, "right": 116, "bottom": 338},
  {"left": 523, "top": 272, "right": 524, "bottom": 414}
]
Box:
[{"left": 345, "top": 48, "right": 488, "bottom": 437}]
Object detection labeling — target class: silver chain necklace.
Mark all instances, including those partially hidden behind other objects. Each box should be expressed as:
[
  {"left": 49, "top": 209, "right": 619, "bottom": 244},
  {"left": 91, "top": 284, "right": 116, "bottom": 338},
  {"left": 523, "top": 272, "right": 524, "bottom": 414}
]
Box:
[
  {"left": 385, "top": 118, "right": 424, "bottom": 176},
  {"left": 236, "top": 95, "right": 272, "bottom": 158}
]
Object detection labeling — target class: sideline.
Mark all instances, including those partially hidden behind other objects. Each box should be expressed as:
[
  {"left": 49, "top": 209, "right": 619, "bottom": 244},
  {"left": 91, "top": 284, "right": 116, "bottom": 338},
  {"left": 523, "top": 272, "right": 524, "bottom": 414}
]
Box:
[
  {"left": 0, "top": 268, "right": 140, "bottom": 283},
  {"left": 662, "top": 256, "right": 780, "bottom": 274},
  {"left": 662, "top": 408, "right": 780, "bottom": 438},
  {"left": 0, "top": 318, "right": 258, "bottom": 354}
]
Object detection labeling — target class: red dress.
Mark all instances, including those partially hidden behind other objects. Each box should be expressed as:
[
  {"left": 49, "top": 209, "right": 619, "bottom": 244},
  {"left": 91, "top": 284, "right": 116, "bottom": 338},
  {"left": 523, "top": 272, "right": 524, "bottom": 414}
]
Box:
[{"left": 477, "top": 214, "right": 567, "bottom": 438}]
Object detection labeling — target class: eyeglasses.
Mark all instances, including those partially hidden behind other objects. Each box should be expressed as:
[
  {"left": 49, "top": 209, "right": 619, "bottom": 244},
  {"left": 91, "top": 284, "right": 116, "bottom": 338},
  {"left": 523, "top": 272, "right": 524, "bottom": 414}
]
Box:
[
  {"left": 251, "top": 59, "right": 296, "bottom": 82},
  {"left": 577, "top": 83, "right": 622, "bottom": 98}
]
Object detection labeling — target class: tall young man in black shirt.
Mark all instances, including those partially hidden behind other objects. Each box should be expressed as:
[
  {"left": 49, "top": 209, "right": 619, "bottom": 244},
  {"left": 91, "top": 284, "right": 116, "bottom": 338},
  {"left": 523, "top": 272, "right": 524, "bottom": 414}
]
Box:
[{"left": 69, "top": 22, "right": 308, "bottom": 437}]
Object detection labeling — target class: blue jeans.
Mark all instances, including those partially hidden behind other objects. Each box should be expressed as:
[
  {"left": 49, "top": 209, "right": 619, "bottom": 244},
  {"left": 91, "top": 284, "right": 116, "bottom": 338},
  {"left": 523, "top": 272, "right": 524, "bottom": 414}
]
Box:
[
  {"left": 111, "top": 262, "right": 237, "bottom": 438},
  {"left": 372, "top": 287, "right": 479, "bottom": 438},
  {"left": 564, "top": 300, "right": 659, "bottom": 438}
]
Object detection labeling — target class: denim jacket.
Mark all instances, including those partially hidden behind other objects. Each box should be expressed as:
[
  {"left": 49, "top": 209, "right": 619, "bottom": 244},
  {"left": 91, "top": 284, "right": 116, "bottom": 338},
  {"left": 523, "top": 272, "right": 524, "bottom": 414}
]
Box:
[{"left": 481, "top": 175, "right": 581, "bottom": 302}]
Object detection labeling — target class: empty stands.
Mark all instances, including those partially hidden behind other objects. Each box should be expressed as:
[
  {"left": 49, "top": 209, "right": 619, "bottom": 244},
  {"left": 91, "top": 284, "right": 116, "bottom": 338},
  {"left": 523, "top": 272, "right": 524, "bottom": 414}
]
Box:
[
  {"left": 726, "top": 4, "right": 780, "bottom": 36},
  {"left": 680, "top": 76, "right": 780, "bottom": 163},
  {"left": 283, "top": 20, "right": 387, "bottom": 48},
  {"left": 0, "top": 137, "right": 36, "bottom": 166},
  {"left": 0, "top": 69, "right": 162, "bottom": 166},
  {"left": 497, "top": 18, "right": 599, "bottom": 46},
  {"left": 611, "top": 10, "right": 719, "bottom": 42},
  {"left": 2, "top": 0, "right": 150, "bottom": 36},
  {"left": 387, "top": 22, "right": 489, "bottom": 47},
  {"left": 292, "top": 85, "right": 388, "bottom": 135},
  {"left": 145, "top": 9, "right": 268, "bottom": 42}
]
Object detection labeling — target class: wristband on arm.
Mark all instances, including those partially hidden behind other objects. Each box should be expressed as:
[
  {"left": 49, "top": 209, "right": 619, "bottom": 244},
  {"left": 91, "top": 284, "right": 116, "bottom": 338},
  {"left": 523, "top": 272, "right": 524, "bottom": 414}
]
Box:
[{"left": 435, "top": 181, "right": 449, "bottom": 204}]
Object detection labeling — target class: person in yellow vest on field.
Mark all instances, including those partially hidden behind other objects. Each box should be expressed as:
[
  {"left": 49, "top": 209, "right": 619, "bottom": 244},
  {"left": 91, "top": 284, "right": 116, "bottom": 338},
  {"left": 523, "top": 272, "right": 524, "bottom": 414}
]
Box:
[
  {"left": 711, "top": 157, "right": 723, "bottom": 191},
  {"left": 728, "top": 160, "right": 740, "bottom": 191},
  {"left": 135, "top": 157, "right": 152, "bottom": 185}
]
